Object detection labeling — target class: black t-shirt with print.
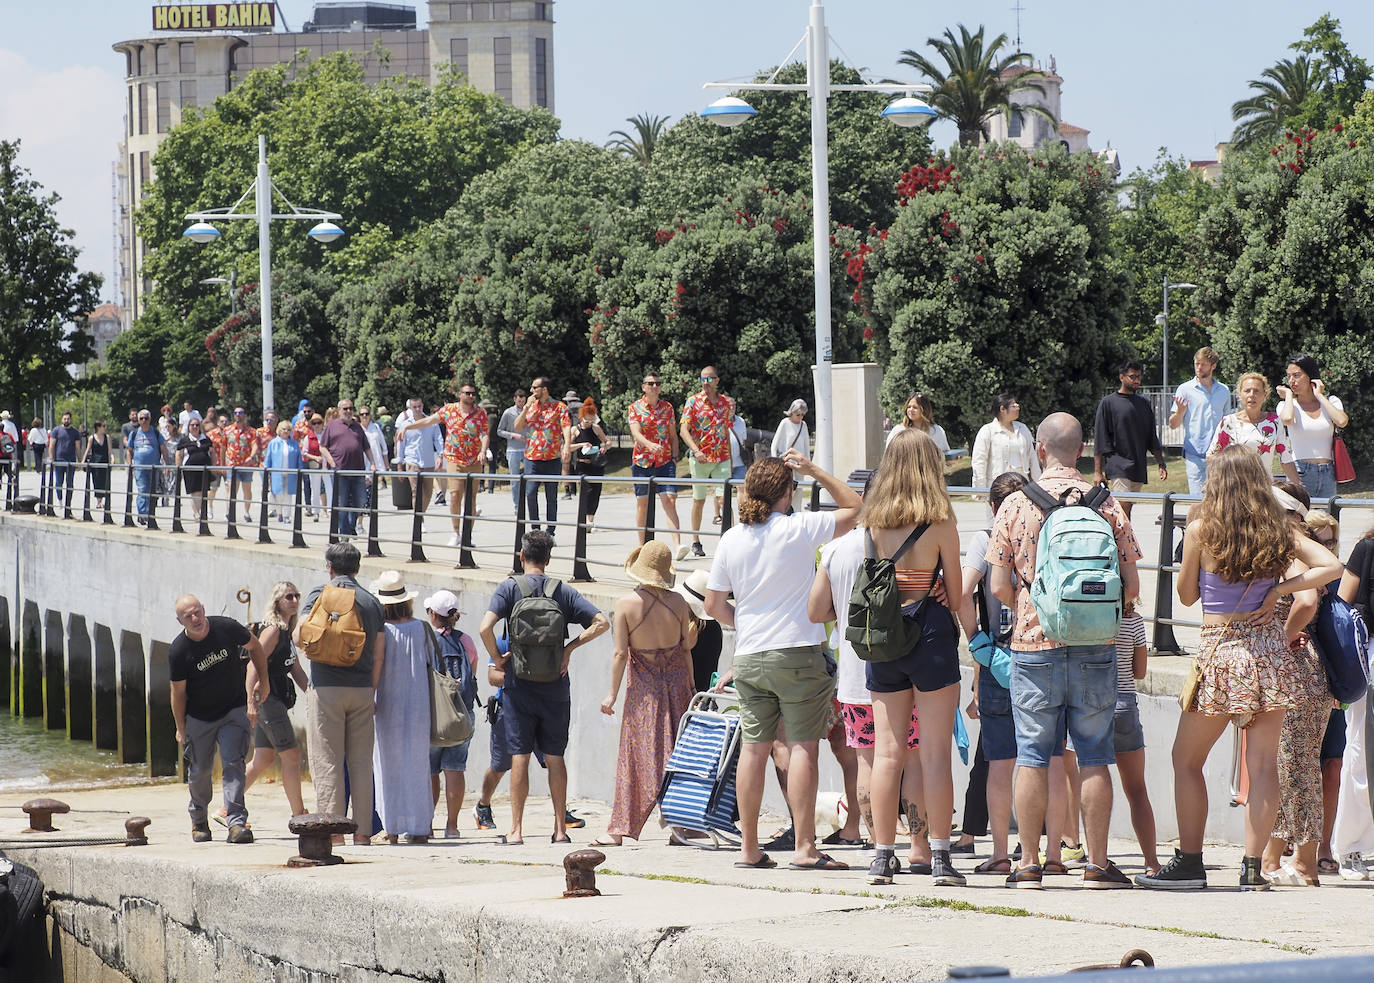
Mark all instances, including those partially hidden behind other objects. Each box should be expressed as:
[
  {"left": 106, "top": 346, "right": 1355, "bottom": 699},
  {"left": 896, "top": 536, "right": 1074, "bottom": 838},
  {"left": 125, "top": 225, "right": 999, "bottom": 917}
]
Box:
[{"left": 169, "top": 616, "right": 252, "bottom": 721}]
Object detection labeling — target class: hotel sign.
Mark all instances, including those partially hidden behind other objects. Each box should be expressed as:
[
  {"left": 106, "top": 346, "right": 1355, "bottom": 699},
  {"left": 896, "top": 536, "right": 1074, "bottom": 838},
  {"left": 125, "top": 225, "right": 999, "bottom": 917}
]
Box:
[{"left": 151, "top": 3, "right": 277, "bottom": 30}]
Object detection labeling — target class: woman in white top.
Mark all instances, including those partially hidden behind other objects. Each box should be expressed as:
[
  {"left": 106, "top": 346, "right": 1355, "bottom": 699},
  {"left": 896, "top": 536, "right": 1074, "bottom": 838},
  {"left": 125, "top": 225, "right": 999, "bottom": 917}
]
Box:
[
  {"left": 970, "top": 394, "right": 1039, "bottom": 491},
  {"left": 885, "top": 392, "right": 951, "bottom": 458},
  {"left": 1206, "top": 372, "right": 1299, "bottom": 483},
  {"left": 770, "top": 399, "right": 811, "bottom": 459},
  {"left": 1278, "top": 354, "right": 1347, "bottom": 503}
]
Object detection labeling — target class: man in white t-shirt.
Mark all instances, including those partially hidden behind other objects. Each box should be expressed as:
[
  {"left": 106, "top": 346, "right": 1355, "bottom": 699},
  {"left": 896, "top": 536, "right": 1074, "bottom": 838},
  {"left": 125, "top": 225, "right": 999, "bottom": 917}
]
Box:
[{"left": 705, "top": 450, "right": 861, "bottom": 871}]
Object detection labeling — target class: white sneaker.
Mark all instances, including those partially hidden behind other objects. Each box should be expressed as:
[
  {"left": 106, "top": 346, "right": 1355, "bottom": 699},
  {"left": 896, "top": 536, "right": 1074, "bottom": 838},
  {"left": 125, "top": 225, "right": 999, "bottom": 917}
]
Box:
[
  {"left": 675, "top": 544, "right": 691, "bottom": 561},
  {"left": 1339, "top": 853, "right": 1370, "bottom": 880},
  {"left": 447, "top": 533, "right": 460, "bottom": 547}
]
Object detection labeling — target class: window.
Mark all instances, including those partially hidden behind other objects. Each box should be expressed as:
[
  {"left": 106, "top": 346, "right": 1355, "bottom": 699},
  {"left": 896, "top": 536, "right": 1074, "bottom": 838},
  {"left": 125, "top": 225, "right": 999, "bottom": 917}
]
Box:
[
  {"left": 448, "top": 1, "right": 468, "bottom": 18},
  {"left": 449, "top": 38, "right": 469, "bottom": 79},
  {"left": 470, "top": 2, "right": 490, "bottom": 19},
  {"left": 493, "top": 1, "right": 510, "bottom": 19},
  {"left": 135, "top": 46, "right": 143, "bottom": 76},
  {"left": 156, "top": 82, "right": 172, "bottom": 133},
  {"left": 179, "top": 42, "right": 196, "bottom": 73},
  {"left": 1007, "top": 112, "right": 1021, "bottom": 138},
  {"left": 535, "top": 2, "right": 550, "bottom": 20},
  {"left": 127, "top": 88, "right": 135, "bottom": 136},
  {"left": 180, "top": 80, "right": 197, "bottom": 113},
  {"left": 535, "top": 37, "right": 548, "bottom": 107},
  {"left": 139, "top": 152, "right": 151, "bottom": 196},
  {"left": 138, "top": 83, "right": 150, "bottom": 134},
  {"left": 493, "top": 36, "right": 511, "bottom": 102},
  {"left": 124, "top": 51, "right": 133, "bottom": 77},
  {"left": 155, "top": 43, "right": 171, "bottom": 74}
]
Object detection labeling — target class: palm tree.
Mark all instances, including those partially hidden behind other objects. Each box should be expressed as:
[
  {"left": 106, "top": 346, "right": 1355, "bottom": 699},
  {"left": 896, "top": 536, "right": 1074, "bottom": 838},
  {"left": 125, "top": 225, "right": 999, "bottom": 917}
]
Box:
[
  {"left": 1230, "top": 56, "right": 1323, "bottom": 151},
  {"left": 606, "top": 113, "right": 671, "bottom": 165},
  {"left": 897, "top": 25, "right": 1057, "bottom": 147}
]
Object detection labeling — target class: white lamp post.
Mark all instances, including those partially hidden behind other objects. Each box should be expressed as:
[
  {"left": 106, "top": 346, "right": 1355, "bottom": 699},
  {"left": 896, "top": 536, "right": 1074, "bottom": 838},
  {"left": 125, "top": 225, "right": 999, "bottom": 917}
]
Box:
[
  {"left": 702, "top": 0, "right": 935, "bottom": 476},
  {"left": 184, "top": 134, "right": 344, "bottom": 416},
  {"left": 1155, "top": 278, "right": 1198, "bottom": 390}
]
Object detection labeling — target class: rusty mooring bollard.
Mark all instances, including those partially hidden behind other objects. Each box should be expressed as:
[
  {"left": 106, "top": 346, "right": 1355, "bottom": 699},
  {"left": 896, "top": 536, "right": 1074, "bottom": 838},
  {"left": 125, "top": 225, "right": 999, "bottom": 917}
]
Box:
[
  {"left": 288, "top": 813, "right": 357, "bottom": 867},
  {"left": 1071, "top": 949, "right": 1154, "bottom": 972},
  {"left": 124, "top": 817, "right": 151, "bottom": 846},
  {"left": 562, "top": 848, "right": 606, "bottom": 898},
  {"left": 21, "top": 798, "right": 71, "bottom": 833}
]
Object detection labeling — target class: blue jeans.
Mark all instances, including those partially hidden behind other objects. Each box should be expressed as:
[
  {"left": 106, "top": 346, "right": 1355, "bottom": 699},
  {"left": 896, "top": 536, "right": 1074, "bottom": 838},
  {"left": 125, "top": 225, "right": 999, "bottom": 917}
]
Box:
[
  {"left": 52, "top": 460, "right": 76, "bottom": 509},
  {"left": 333, "top": 474, "right": 368, "bottom": 536},
  {"left": 1182, "top": 451, "right": 1206, "bottom": 495},
  {"left": 524, "top": 457, "right": 560, "bottom": 531},
  {"left": 133, "top": 452, "right": 160, "bottom": 516},
  {"left": 1296, "top": 459, "right": 1336, "bottom": 503},
  {"left": 1010, "top": 644, "right": 1117, "bottom": 769},
  {"left": 506, "top": 449, "right": 525, "bottom": 507}
]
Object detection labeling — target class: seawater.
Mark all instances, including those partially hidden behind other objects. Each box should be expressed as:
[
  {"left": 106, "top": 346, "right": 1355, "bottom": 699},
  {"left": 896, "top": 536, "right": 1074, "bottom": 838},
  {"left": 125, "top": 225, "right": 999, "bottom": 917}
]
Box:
[{"left": 0, "top": 714, "right": 149, "bottom": 794}]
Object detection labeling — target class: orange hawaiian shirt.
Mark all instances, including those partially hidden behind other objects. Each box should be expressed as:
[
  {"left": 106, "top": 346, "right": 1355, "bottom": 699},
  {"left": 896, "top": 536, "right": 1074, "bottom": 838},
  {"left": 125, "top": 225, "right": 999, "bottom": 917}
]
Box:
[
  {"left": 629, "top": 398, "right": 675, "bottom": 468},
  {"left": 256, "top": 424, "right": 276, "bottom": 454},
  {"left": 224, "top": 425, "right": 260, "bottom": 468},
  {"left": 986, "top": 466, "right": 1142, "bottom": 651},
  {"left": 206, "top": 425, "right": 228, "bottom": 465},
  {"left": 681, "top": 392, "right": 732, "bottom": 464},
  {"left": 521, "top": 399, "right": 570, "bottom": 462},
  {"left": 437, "top": 403, "right": 489, "bottom": 467}
]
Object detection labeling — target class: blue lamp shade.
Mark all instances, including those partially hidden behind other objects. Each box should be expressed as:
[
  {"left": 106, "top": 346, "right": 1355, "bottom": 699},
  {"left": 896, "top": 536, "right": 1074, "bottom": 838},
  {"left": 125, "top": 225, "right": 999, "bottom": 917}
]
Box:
[
  {"left": 183, "top": 222, "right": 221, "bottom": 244},
  {"left": 308, "top": 221, "right": 345, "bottom": 244},
  {"left": 881, "top": 96, "right": 938, "bottom": 128},
  {"left": 701, "top": 96, "right": 757, "bottom": 128}
]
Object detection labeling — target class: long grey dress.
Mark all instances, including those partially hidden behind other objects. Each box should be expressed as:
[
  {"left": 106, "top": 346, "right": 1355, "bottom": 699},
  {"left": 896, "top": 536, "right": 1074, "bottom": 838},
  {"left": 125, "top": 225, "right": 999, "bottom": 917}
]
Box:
[{"left": 373, "top": 619, "right": 434, "bottom": 836}]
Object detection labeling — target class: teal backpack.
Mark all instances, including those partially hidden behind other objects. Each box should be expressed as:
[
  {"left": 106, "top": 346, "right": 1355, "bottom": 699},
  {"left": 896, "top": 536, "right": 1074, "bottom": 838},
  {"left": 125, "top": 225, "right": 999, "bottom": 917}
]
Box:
[{"left": 1021, "top": 483, "right": 1122, "bottom": 645}]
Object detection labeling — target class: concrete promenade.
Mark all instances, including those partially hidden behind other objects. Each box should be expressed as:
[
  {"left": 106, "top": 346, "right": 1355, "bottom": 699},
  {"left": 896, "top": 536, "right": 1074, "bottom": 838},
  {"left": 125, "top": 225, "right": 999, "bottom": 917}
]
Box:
[{"left": 5, "top": 780, "right": 1373, "bottom": 982}]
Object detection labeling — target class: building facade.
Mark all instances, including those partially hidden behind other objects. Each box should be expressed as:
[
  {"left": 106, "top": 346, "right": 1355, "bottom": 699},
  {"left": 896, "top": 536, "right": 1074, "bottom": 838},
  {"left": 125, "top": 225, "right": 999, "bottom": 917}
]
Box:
[
  {"left": 113, "top": 1, "right": 554, "bottom": 330},
  {"left": 981, "top": 57, "right": 1119, "bottom": 174}
]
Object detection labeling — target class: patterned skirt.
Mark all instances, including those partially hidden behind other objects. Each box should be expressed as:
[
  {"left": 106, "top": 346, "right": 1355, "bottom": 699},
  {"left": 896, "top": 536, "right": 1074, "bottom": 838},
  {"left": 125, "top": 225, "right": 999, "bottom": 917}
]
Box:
[{"left": 1190, "top": 619, "right": 1303, "bottom": 719}]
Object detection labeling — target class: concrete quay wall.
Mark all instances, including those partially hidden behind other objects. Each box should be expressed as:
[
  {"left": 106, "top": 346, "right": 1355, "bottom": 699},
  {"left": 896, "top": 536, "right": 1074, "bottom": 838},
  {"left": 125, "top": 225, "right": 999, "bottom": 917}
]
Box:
[{"left": 1, "top": 510, "right": 1249, "bottom": 845}]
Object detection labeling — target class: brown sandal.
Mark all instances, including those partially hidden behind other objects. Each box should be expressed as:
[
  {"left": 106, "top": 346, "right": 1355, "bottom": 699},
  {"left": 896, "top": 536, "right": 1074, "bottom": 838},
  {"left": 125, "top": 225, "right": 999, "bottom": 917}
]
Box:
[{"left": 974, "top": 857, "right": 1012, "bottom": 874}]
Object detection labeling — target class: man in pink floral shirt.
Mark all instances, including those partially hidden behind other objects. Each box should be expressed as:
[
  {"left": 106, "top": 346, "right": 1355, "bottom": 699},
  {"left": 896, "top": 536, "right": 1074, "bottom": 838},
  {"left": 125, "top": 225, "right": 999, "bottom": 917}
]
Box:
[
  {"left": 514, "top": 377, "right": 571, "bottom": 539},
  {"left": 627, "top": 372, "right": 684, "bottom": 555},
  {"left": 987, "top": 412, "right": 1142, "bottom": 891},
  {"left": 678, "top": 365, "right": 732, "bottom": 558},
  {"left": 221, "top": 407, "right": 261, "bottom": 524},
  {"left": 399, "top": 382, "right": 490, "bottom": 547}
]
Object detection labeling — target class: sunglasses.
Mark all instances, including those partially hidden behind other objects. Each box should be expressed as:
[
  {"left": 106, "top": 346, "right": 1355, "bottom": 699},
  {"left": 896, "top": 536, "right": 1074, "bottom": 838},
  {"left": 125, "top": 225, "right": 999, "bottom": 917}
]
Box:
[
  {"left": 460, "top": 390, "right": 477, "bottom": 396},
  {"left": 282, "top": 592, "right": 300, "bottom": 601},
  {"left": 233, "top": 411, "right": 245, "bottom": 416},
  {"left": 644, "top": 381, "right": 661, "bottom": 387},
  {"left": 701, "top": 376, "right": 718, "bottom": 382}
]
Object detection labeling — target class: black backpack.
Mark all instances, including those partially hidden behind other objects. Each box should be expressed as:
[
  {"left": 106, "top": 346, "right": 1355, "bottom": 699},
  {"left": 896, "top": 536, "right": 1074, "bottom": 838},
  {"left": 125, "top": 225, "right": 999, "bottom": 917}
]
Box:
[
  {"left": 845, "top": 524, "right": 933, "bottom": 662},
  {"left": 508, "top": 576, "right": 567, "bottom": 682}
]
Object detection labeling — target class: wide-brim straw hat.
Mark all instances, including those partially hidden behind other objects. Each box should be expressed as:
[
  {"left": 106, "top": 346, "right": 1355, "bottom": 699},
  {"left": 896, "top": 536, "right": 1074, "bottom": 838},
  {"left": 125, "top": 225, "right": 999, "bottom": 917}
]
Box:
[
  {"left": 625, "top": 542, "right": 675, "bottom": 591},
  {"left": 373, "top": 570, "right": 417, "bottom": 604},
  {"left": 673, "top": 569, "right": 712, "bottom": 621}
]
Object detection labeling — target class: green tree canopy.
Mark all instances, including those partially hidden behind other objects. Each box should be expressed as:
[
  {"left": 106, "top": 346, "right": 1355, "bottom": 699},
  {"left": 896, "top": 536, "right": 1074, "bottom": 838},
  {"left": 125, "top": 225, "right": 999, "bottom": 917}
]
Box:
[
  {"left": 0, "top": 140, "right": 102, "bottom": 419},
  {"left": 607, "top": 113, "right": 671, "bottom": 165},
  {"left": 852, "top": 143, "right": 1128, "bottom": 443},
  {"left": 897, "top": 25, "right": 1055, "bottom": 148}
]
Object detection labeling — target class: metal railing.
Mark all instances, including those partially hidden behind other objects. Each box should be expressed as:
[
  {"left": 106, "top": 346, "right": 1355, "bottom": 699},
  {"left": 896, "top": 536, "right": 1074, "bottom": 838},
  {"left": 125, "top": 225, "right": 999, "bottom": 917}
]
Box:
[{"left": 6, "top": 461, "right": 1370, "bottom": 657}]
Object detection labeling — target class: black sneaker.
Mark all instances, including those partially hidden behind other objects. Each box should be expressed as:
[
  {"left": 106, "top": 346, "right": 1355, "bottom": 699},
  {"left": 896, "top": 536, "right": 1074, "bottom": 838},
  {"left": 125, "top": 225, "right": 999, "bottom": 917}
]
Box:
[
  {"left": 931, "top": 849, "right": 967, "bottom": 887},
  {"left": 1239, "top": 855, "right": 1270, "bottom": 892},
  {"left": 764, "top": 825, "right": 795, "bottom": 852},
  {"left": 473, "top": 802, "right": 496, "bottom": 830},
  {"left": 191, "top": 823, "right": 212, "bottom": 844},
  {"left": 564, "top": 809, "right": 585, "bottom": 829},
  {"left": 869, "top": 851, "right": 900, "bottom": 885},
  {"left": 1135, "top": 849, "right": 1207, "bottom": 890},
  {"left": 227, "top": 824, "right": 255, "bottom": 844},
  {"left": 691, "top": 542, "right": 706, "bottom": 558}
]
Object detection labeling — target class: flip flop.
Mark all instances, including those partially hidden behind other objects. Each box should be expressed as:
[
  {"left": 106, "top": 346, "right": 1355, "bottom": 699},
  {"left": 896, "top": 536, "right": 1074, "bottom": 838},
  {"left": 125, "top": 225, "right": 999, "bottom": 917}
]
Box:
[
  {"left": 820, "top": 829, "right": 864, "bottom": 846},
  {"left": 733, "top": 853, "right": 777, "bottom": 869},
  {"left": 212, "top": 814, "right": 228, "bottom": 828},
  {"left": 589, "top": 837, "right": 623, "bottom": 847},
  {"left": 974, "top": 857, "right": 1012, "bottom": 874},
  {"left": 551, "top": 834, "right": 572, "bottom": 844},
  {"left": 788, "top": 853, "right": 849, "bottom": 871},
  {"left": 496, "top": 836, "right": 524, "bottom": 846},
  {"left": 1042, "top": 860, "right": 1069, "bottom": 875}
]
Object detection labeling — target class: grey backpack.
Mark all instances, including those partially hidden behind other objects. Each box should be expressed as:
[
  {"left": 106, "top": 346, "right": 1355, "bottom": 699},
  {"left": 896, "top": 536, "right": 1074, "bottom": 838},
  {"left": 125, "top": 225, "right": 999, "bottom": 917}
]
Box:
[{"left": 508, "top": 576, "right": 567, "bottom": 682}]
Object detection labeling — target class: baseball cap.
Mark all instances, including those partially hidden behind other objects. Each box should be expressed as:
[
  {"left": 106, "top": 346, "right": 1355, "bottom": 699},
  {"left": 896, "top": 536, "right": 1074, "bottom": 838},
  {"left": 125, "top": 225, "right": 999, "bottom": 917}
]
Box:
[{"left": 423, "top": 589, "right": 461, "bottom": 617}]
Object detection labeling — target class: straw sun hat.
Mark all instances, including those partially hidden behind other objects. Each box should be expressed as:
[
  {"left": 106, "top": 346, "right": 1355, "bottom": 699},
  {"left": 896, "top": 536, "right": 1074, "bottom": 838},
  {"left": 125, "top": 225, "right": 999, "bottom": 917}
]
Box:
[
  {"left": 624, "top": 542, "right": 675, "bottom": 591},
  {"left": 372, "top": 570, "right": 417, "bottom": 604}
]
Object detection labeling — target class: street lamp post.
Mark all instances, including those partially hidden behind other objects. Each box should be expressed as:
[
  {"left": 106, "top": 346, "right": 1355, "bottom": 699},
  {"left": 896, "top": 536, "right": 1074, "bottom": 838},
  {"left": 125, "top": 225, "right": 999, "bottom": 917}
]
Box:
[
  {"left": 183, "top": 134, "right": 343, "bottom": 416},
  {"left": 199, "top": 271, "right": 239, "bottom": 317},
  {"left": 701, "top": 0, "right": 935, "bottom": 476},
  {"left": 1155, "top": 277, "right": 1198, "bottom": 390}
]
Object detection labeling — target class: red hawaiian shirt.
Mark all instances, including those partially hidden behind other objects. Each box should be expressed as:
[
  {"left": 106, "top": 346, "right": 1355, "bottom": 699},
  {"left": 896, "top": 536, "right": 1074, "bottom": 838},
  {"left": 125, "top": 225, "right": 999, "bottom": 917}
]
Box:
[
  {"left": 256, "top": 424, "right": 276, "bottom": 454},
  {"left": 206, "top": 425, "right": 227, "bottom": 465},
  {"left": 681, "top": 392, "right": 732, "bottom": 464},
  {"left": 224, "top": 425, "right": 260, "bottom": 468},
  {"left": 629, "top": 398, "right": 676, "bottom": 468},
  {"left": 437, "top": 403, "right": 489, "bottom": 467},
  {"left": 521, "top": 399, "right": 570, "bottom": 462}
]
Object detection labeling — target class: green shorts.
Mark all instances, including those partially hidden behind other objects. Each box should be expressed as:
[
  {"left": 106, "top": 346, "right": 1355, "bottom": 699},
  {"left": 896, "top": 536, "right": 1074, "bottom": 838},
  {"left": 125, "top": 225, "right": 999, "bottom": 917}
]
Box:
[
  {"left": 688, "top": 457, "right": 731, "bottom": 500},
  {"left": 732, "top": 645, "right": 834, "bottom": 744}
]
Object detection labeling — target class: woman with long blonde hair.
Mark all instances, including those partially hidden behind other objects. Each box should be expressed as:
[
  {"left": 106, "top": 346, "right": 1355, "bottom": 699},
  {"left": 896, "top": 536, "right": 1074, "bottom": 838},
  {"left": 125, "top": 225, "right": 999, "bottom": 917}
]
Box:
[
  {"left": 1138, "top": 447, "right": 1341, "bottom": 891},
  {"left": 859, "top": 429, "right": 965, "bottom": 886}
]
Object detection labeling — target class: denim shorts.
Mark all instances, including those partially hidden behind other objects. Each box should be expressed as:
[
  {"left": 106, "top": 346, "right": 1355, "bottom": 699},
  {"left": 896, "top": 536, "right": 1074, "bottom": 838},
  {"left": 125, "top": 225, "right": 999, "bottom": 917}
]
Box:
[
  {"left": 632, "top": 461, "right": 678, "bottom": 497},
  {"left": 430, "top": 740, "right": 471, "bottom": 774},
  {"left": 1296, "top": 459, "right": 1336, "bottom": 503},
  {"left": 977, "top": 669, "right": 1017, "bottom": 762},
  {"left": 1010, "top": 644, "right": 1117, "bottom": 769},
  {"left": 865, "top": 605, "right": 961, "bottom": 694},
  {"left": 1112, "top": 693, "right": 1145, "bottom": 754},
  {"left": 253, "top": 695, "right": 298, "bottom": 751}
]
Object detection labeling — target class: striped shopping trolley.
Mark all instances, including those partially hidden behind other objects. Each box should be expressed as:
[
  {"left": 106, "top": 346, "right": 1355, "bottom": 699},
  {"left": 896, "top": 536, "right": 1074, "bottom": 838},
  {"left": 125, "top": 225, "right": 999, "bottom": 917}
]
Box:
[{"left": 657, "top": 690, "right": 742, "bottom": 849}]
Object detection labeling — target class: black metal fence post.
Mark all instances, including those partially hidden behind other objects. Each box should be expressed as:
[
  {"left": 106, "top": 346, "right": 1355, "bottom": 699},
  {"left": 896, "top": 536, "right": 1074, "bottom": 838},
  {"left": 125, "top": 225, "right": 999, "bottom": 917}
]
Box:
[
  {"left": 81, "top": 465, "right": 93, "bottom": 523},
  {"left": 721, "top": 477, "right": 734, "bottom": 532},
  {"left": 571, "top": 474, "right": 593, "bottom": 583},
  {"left": 102, "top": 464, "right": 114, "bottom": 525},
  {"left": 409, "top": 467, "right": 428, "bottom": 563},
  {"left": 511, "top": 471, "right": 528, "bottom": 575},
  {"left": 327, "top": 471, "right": 341, "bottom": 544},
  {"left": 258, "top": 466, "right": 272, "bottom": 544},
  {"left": 170, "top": 463, "right": 185, "bottom": 534},
  {"left": 39, "top": 461, "right": 52, "bottom": 516},
  {"left": 197, "top": 466, "right": 211, "bottom": 536},
  {"left": 644, "top": 477, "right": 658, "bottom": 543},
  {"left": 1151, "top": 492, "right": 1182, "bottom": 655},
  {"left": 458, "top": 471, "right": 477, "bottom": 569},
  {"left": 123, "top": 460, "right": 136, "bottom": 528},
  {"left": 366, "top": 477, "right": 383, "bottom": 558},
  {"left": 290, "top": 463, "right": 305, "bottom": 548},
  {"left": 224, "top": 471, "right": 240, "bottom": 540}
]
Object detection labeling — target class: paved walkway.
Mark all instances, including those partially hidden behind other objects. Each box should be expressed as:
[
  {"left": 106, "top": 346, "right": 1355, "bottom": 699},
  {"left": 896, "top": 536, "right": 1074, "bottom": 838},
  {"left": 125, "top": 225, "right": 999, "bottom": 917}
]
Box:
[{"left": 3, "top": 780, "right": 1370, "bottom": 980}]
